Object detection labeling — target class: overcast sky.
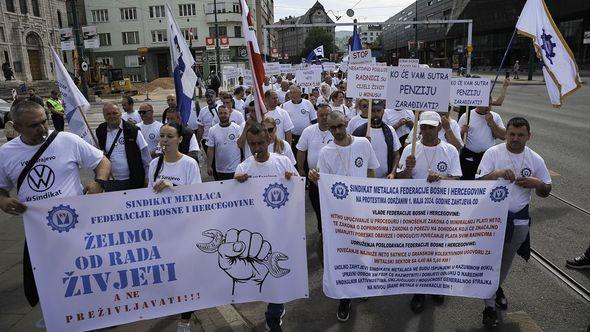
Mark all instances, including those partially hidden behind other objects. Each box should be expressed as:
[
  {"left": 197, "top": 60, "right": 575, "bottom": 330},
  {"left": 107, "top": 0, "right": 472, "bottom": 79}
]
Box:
[{"left": 274, "top": 0, "right": 416, "bottom": 31}]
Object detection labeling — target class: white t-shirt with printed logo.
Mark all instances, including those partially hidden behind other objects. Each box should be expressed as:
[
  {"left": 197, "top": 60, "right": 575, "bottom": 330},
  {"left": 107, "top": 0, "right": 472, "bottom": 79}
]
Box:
[
  {"left": 370, "top": 126, "right": 402, "bottom": 178},
  {"left": 122, "top": 110, "right": 142, "bottom": 125},
  {"left": 384, "top": 109, "right": 415, "bottom": 139},
  {"left": 296, "top": 124, "right": 334, "bottom": 169},
  {"left": 212, "top": 108, "right": 245, "bottom": 126},
  {"left": 0, "top": 132, "right": 104, "bottom": 202},
  {"left": 317, "top": 136, "right": 379, "bottom": 177},
  {"left": 197, "top": 106, "right": 217, "bottom": 142},
  {"left": 244, "top": 139, "right": 296, "bottom": 165},
  {"left": 137, "top": 121, "right": 163, "bottom": 156},
  {"left": 104, "top": 124, "right": 149, "bottom": 180},
  {"left": 265, "top": 107, "right": 295, "bottom": 140},
  {"left": 148, "top": 154, "right": 201, "bottom": 188},
  {"left": 397, "top": 141, "right": 462, "bottom": 179},
  {"left": 331, "top": 104, "right": 355, "bottom": 122},
  {"left": 282, "top": 99, "right": 317, "bottom": 136},
  {"left": 206, "top": 123, "right": 242, "bottom": 173},
  {"left": 458, "top": 109, "right": 505, "bottom": 153},
  {"left": 476, "top": 143, "right": 551, "bottom": 213},
  {"left": 347, "top": 115, "right": 368, "bottom": 134},
  {"left": 235, "top": 153, "right": 297, "bottom": 178}
]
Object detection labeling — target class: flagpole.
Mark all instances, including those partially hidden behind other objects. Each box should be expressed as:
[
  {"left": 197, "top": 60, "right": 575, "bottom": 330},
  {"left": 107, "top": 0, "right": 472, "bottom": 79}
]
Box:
[
  {"left": 491, "top": 24, "right": 518, "bottom": 91},
  {"left": 78, "top": 106, "right": 99, "bottom": 147}
]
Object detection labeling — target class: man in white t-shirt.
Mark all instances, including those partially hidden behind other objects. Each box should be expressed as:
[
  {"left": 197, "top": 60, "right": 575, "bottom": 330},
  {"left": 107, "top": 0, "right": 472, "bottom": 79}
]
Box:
[
  {"left": 97, "top": 102, "right": 151, "bottom": 191},
  {"left": 282, "top": 86, "right": 317, "bottom": 156},
  {"left": 458, "top": 105, "right": 506, "bottom": 179},
  {"left": 121, "top": 96, "right": 142, "bottom": 125},
  {"left": 264, "top": 90, "right": 294, "bottom": 144},
  {"left": 383, "top": 108, "right": 414, "bottom": 146},
  {"left": 475, "top": 117, "right": 551, "bottom": 328},
  {"left": 197, "top": 89, "right": 218, "bottom": 154},
  {"left": 262, "top": 76, "right": 273, "bottom": 93},
  {"left": 233, "top": 86, "right": 246, "bottom": 116},
  {"left": 137, "top": 103, "right": 163, "bottom": 158},
  {"left": 233, "top": 122, "right": 297, "bottom": 332},
  {"left": 405, "top": 112, "right": 463, "bottom": 151},
  {"left": 308, "top": 111, "right": 379, "bottom": 323},
  {"left": 296, "top": 104, "right": 333, "bottom": 233},
  {"left": 397, "top": 111, "right": 462, "bottom": 314},
  {"left": 213, "top": 93, "right": 245, "bottom": 126},
  {"left": 351, "top": 99, "right": 401, "bottom": 179},
  {"left": 0, "top": 101, "right": 111, "bottom": 307},
  {"left": 277, "top": 81, "right": 290, "bottom": 104},
  {"left": 346, "top": 98, "right": 369, "bottom": 134},
  {"left": 207, "top": 105, "right": 242, "bottom": 181}
]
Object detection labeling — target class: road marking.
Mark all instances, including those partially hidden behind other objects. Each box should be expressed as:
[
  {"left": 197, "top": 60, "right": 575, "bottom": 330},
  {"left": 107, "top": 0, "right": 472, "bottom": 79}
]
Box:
[
  {"left": 549, "top": 170, "right": 560, "bottom": 177},
  {"left": 506, "top": 311, "right": 543, "bottom": 332}
]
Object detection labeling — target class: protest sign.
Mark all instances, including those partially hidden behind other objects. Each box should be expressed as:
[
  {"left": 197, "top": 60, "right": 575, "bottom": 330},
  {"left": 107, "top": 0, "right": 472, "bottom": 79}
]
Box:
[
  {"left": 222, "top": 67, "right": 242, "bottom": 80},
  {"left": 399, "top": 58, "right": 419, "bottom": 68},
  {"left": 346, "top": 64, "right": 390, "bottom": 99},
  {"left": 319, "top": 174, "right": 509, "bottom": 299},
  {"left": 386, "top": 67, "right": 452, "bottom": 113},
  {"left": 24, "top": 178, "right": 308, "bottom": 332},
  {"left": 295, "top": 69, "right": 322, "bottom": 89},
  {"left": 349, "top": 49, "right": 373, "bottom": 64},
  {"left": 243, "top": 70, "right": 253, "bottom": 87},
  {"left": 264, "top": 62, "right": 281, "bottom": 76},
  {"left": 322, "top": 62, "right": 336, "bottom": 72},
  {"left": 450, "top": 78, "right": 491, "bottom": 107},
  {"left": 280, "top": 64, "right": 292, "bottom": 74}
]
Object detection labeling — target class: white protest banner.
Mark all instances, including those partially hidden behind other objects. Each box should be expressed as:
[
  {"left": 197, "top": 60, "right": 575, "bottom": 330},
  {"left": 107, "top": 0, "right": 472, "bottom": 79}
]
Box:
[
  {"left": 295, "top": 69, "right": 322, "bottom": 89},
  {"left": 374, "top": 62, "right": 387, "bottom": 67},
  {"left": 319, "top": 174, "right": 510, "bottom": 299},
  {"left": 280, "top": 64, "right": 292, "bottom": 74},
  {"left": 264, "top": 62, "right": 281, "bottom": 76},
  {"left": 310, "top": 64, "right": 323, "bottom": 72},
  {"left": 60, "top": 28, "right": 75, "bottom": 51},
  {"left": 243, "top": 70, "right": 253, "bottom": 87},
  {"left": 387, "top": 67, "right": 452, "bottom": 112},
  {"left": 399, "top": 58, "right": 420, "bottom": 67},
  {"left": 349, "top": 49, "right": 372, "bottom": 64},
  {"left": 223, "top": 67, "right": 242, "bottom": 80},
  {"left": 322, "top": 62, "right": 336, "bottom": 72},
  {"left": 82, "top": 26, "right": 100, "bottom": 49},
  {"left": 346, "top": 64, "right": 390, "bottom": 99},
  {"left": 24, "top": 178, "right": 308, "bottom": 332},
  {"left": 450, "top": 78, "right": 491, "bottom": 107}
]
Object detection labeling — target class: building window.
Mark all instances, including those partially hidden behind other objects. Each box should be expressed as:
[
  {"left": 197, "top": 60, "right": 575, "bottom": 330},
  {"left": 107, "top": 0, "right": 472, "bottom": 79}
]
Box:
[
  {"left": 62, "top": 51, "right": 68, "bottom": 63},
  {"left": 96, "top": 57, "right": 113, "bottom": 66},
  {"left": 209, "top": 26, "right": 227, "bottom": 37},
  {"left": 181, "top": 28, "right": 197, "bottom": 41},
  {"left": 207, "top": 2, "right": 226, "bottom": 13},
  {"left": 92, "top": 9, "right": 109, "bottom": 23},
  {"left": 233, "top": 2, "right": 240, "bottom": 13},
  {"left": 149, "top": 5, "right": 165, "bottom": 18},
  {"left": 57, "top": 11, "right": 63, "bottom": 28},
  {"left": 19, "top": 0, "right": 27, "bottom": 14},
  {"left": 31, "top": 0, "right": 40, "bottom": 16},
  {"left": 122, "top": 31, "right": 140, "bottom": 44},
  {"left": 234, "top": 26, "right": 241, "bottom": 38},
  {"left": 178, "top": 3, "right": 196, "bottom": 16},
  {"left": 6, "top": 0, "right": 15, "bottom": 13},
  {"left": 125, "top": 55, "right": 140, "bottom": 67},
  {"left": 0, "top": 27, "right": 5, "bottom": 43},
  {"left": 120, "top": 7, "right": 137, "bottom": 21},
  {"left": 151, "top": 30, "right": 167, "bottom": 43},
  {"left": 99, "top": 33, "right": 111, "bottom": 46}
]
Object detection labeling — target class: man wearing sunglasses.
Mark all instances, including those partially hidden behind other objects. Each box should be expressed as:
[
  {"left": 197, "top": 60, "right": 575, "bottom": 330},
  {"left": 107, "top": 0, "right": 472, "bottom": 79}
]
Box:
[{"left": 137, "top": 103, "right": 163, "bottom": 158}]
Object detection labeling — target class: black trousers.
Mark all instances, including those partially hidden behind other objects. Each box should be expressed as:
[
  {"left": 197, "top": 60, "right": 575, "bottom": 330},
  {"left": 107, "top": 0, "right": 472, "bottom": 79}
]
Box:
[
  {"left": 51, "top": 114, "right": 64, "bottom": 131},
  {"left": 23, "top": 241, "right": 39, "bottom": 306},
  {"left": 214, "top": 172, "right": 234, "bottom": 181},
  {"left": 460, "top": 148, "right": 485, "bottom": 180},
  {"left": 105, "top": 180, "right": 133, "bottom": 192},
  {"left": 309, "top": 181, "right": 322, "bottom": 233}
]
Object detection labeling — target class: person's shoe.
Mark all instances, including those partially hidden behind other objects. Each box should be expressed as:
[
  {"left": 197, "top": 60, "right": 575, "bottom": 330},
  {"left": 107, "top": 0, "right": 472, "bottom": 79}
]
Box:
[
  {"left": 410, "top": 294, "right": 426, "bottom": 313},
  {"left": 482, "top": 306, "right": 498, "bottom": 328},
  {"left": 337, "top": 299, "right": 351, "bottom": 322},
  {"left": 495, "top": 287, "right": 508, "bottom": 310},
  {"left": 566, "top": 254, "right": 590, "bottom": 269},
  {"left": 176, "top": 321, "right": 191, "bottom": 332},
  {"left": 265, "top": 308, "right": 285, "bottom": 332},
  {"left": 432, "top": 294, "right": 445, "bottom": 305}
]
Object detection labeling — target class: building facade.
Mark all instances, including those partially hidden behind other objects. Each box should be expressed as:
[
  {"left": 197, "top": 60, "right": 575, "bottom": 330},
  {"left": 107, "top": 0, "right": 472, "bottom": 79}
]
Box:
[
  {"left": 276, "top": 1, "right": 335, "bottom": 63},
  {"left": 381, "top": 0, "right": 590, "bottom": 70},
  {"left": 1, "top": 0, "right": 69, "bottom": 81},
  {"left": 84, "top": 0, "right": 274, "bottom": 82},
  {"left": 359, "top": 24, "right": 382, "bottom": 48}
]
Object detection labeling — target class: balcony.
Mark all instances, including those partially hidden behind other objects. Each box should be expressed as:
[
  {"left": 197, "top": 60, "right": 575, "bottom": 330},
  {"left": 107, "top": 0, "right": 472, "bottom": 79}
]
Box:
[{"left": 205, "top": 11, "right": 242, "bottom": 23}]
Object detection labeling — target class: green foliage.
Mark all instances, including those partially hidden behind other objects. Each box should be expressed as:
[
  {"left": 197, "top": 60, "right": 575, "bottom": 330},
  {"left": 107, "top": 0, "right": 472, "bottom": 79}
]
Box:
[{"left": 300, "top": 27, "right": 336, "bottom": 61}]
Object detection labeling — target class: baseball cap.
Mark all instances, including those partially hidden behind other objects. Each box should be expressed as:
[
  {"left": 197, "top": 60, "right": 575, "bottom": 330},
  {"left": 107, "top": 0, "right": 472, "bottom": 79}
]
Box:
[
  {"left": 205, "top": 89, "right": 216, "bottom": 97},
  {"left": 371, "top": 99, "right": 385, "bottom": 108},
  {"left": 418, "top": 111, "right": 441, "bottom": 126}
]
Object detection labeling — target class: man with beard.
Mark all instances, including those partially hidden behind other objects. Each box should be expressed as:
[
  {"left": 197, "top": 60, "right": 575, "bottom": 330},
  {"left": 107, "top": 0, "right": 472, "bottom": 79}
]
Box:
[
  {"left": 121, "top": 96, "right": 142, "bottom": 125},
  {"left": 352, "top": 99, "right": 401, "bottom": 179},
  {"left": 162, "top": 94, "right": 177, "bottom": 124},
  {"left": 197, "top": 89, "right": 218, "bottom": 153},
  {"left": 282, "top": 86, "right": 317, "bottom": 155},
  {"left": 206, "top": 105, "right": 242, "bottom": 180},
  {"left": 309, "top": 112, "right": 379, "bottom": 323}
]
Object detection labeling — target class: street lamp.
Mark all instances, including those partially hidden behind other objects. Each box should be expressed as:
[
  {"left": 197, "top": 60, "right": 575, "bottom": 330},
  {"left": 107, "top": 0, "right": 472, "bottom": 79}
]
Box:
[{"left": 327, "top": 10, "right": 341, "bottom": 21}]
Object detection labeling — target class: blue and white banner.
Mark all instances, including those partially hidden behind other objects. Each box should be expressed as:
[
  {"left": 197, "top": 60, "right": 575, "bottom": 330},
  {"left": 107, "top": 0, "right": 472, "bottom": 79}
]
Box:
[
  {"left": 166, "top": 4, "right": 198, "bottom": 129},
  {"left": 23, "top": 178, "right": 308, "bottom": 332},
  {"left": 51, "top": 47, "right": 96, "bottom": 147},
  {"left": 319, "top": 174, "right": 509, "bottom": 299}
]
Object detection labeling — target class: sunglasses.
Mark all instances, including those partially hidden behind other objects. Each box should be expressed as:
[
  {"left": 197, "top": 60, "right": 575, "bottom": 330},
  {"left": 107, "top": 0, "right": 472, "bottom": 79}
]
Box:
[
  {"left": 138, "top": 110, "right": 151, "bottom": 114},
  {"left": 266, "top": 127, "right": 275, "bottom": 133}
]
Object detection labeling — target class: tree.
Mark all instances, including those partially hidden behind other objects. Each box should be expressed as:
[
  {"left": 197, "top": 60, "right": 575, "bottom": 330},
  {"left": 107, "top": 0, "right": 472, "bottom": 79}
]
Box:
[{"left": 300, "top": 27, "right": 336, "bottom": 62}]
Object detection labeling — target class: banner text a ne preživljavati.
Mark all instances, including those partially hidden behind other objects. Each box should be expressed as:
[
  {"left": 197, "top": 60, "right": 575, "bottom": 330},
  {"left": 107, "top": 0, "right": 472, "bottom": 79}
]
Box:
[
  {"left": 319, "top": 174, "right": 510, "bottom": 299},
  {"left": 23, "top": 177, "right": 308, "bottom": 332}
]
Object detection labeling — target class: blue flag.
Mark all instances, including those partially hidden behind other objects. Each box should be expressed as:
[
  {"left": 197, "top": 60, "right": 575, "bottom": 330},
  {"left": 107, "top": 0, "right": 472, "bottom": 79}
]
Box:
[
  {"left": 351, "top": 26, "right": 363, "bottom": 51},
  {"left": 306, "top": 45, "right": 324, "bottom": 64}
]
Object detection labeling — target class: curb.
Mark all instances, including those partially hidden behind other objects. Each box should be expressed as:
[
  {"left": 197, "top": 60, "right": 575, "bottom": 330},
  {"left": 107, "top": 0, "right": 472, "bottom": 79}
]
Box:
[{"left": 194, "top": 305, "right": 253, "bottom": 331}]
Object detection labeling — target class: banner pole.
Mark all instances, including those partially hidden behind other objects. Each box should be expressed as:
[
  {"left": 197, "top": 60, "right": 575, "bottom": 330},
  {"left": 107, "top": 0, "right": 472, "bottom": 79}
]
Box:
[
  {"left": 365, "top": 100, "right": 372, "bottom": 139},
  {"left": 462, "top": 106, "right": 471, "bottom": 144},
  {"left": 491, "top": 25, "right": 518, "bottom": 92},
  {"left": 411, "top": 111, "right": 420, "bottom": 156}
]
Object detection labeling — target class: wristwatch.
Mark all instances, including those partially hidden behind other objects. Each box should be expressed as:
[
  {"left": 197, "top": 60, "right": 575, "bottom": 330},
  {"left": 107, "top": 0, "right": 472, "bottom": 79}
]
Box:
[{"left": 94, "top": 179, "right": 107, "bottom": 190}]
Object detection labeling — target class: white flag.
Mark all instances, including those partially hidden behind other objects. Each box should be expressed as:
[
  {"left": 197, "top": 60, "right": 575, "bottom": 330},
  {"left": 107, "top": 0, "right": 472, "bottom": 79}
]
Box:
[
  {"left": 50, "top": 47, "right": 96, "bottom": 146},
  {"left": 313, "top": 45, "right": 324, "bottom": 57},
  {"left": 515, "top": 0, "right": 581, "bottom": 107},
  {"left": 166, "top": 4, "right": 198, "bottom": 129}
]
